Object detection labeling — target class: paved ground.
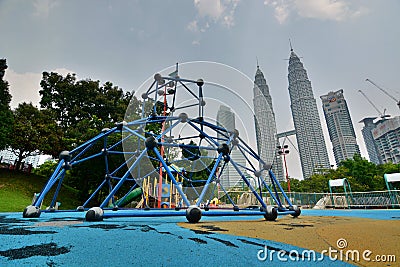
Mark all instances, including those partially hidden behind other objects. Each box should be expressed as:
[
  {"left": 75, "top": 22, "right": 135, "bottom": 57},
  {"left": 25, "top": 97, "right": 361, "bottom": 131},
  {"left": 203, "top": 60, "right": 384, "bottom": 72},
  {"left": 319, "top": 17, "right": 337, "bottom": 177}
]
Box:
[{"left": 0, "top": 209, "right": 397, "bottom": 266}]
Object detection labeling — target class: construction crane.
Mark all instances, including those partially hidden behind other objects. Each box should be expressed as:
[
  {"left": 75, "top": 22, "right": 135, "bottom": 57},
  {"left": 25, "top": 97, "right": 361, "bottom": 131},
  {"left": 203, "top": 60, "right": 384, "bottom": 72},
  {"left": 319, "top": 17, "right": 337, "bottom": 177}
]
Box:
[
  {"left": 358, "top": 90, "right": 390, "bottom": 119},
  {"left": 366, "top": 78, "right": 400, "bottom": 110}
]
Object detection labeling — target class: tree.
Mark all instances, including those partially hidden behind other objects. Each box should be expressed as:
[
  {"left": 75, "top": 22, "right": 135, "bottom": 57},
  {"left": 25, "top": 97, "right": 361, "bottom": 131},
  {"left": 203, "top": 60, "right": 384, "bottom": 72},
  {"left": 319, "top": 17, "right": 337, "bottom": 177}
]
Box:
[
  {"left": 336, "top": 154, "right": 379, "bottom": 191},
  {"left": 291, "top": 154, "right": 400, "bottom": 193},
  {"left": 39, "top": 71, "right": 133, "bottom": 149},
  {"left": 9, "top": 103, "right": 60, "bottom": 170},
  {"left": 38, "top": 71, "right": 137, "bottom": 202},
  {"left": 0, "top": 59, "right": 13, "bottom": 150}
]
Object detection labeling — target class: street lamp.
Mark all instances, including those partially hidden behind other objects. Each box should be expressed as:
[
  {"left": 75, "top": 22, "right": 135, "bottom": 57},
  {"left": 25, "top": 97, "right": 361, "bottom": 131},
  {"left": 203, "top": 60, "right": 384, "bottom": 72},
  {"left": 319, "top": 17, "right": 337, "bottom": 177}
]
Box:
[{"left": 277, "top": 145, "right": 291, "bottom": 193}]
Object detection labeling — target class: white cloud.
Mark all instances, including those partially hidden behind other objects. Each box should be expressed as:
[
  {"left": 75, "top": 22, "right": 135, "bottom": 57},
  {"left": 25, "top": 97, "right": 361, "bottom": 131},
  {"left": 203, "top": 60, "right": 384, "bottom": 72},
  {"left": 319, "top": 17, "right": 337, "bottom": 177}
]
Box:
[
  {"left": 190, "top": 0, "right": 240, "bottom": 30},
  {"left": 264, "top": 0, "right": 368, "bottom": 24},
  {"left": 188, "top": 0, "right": 240, "bottom": 44},
  {"left": 194, "top": 0, "right": 225, "bottom": 20},
  {"left": 187, "top": 20, "right": 199, "bottom": 32},
  {"left": 4, "top": 68, "right": 75, "bottom": 109},
  {"left": 33, "top": 0, "right": 58, "bottom": 18},
  {"left": 275, "top": 3, "right": 290, "bottom": 24},
  {"left": 222, "top": 0, "right": 240, "bottom": 27},
  {"left": 294, "top": 0, "right": 350, "bottom": 21}
]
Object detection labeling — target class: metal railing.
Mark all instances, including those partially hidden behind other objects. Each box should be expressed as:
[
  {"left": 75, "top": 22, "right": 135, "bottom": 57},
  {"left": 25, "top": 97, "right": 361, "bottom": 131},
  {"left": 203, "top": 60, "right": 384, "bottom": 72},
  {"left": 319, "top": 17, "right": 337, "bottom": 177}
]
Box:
[{"left": 225, "top": 189, "right": 400, "bottom": 209}]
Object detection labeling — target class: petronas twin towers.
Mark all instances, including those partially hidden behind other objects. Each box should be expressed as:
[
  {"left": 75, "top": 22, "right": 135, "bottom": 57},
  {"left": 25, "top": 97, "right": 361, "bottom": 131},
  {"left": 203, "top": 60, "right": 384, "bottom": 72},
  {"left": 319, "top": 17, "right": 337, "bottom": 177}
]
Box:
[
  {"left": 253, "top": 65, "right": 284, "bottom": 180},
  {"left": 253, "top": 47, "right": 330, "bottom": 180}
]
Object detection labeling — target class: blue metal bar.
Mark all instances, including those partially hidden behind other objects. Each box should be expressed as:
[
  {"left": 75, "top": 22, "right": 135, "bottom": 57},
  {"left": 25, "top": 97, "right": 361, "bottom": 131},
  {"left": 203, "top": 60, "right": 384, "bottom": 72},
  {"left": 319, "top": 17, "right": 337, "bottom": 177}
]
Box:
[
  {"left": 178, "top": 80, "right": 199, "bottom": 99},
  {"left": 70, "top": 143, "right": 96, "bottom": 163},
  {"left": 206, "top": 180, "right": 218, "bottom": 204},
  {"left": 237, "top": 136, "right": 262, "bottom": 162},
  {"left": 144, "top": 117, "right": 177, "bottom": 125},
  {"left": 103, "top": 210, "right": 187, "bottom": 218},
  {"left": 100, "top": 149, "right": 148, "bottom": 208},
  {"left": 213, "top": 161, "right": 236, "bottom": 206},
  {"left": 110, "top": 156, "right": 133, "bottom": 177},
  {"left": 34, "top": 160, "right": 65, "bottom": 207},
  {"left": 152, "top": 147, "right": 191, "bottom": 206},
  {"left": 82, "top": 179, "right": 108, "bottom": 207},
  {"left": 187, "top": 121, "right": 220, "bottom": 146},
  {"left": 191, "top": 118, "right": 229, "bottom": 133},
  {"left": 104, "top": 176, "right": 135, "bottom": 181},
  {"left": 124, "top": 118, "right": 148, "bottom": 127},
  {"left": 161, "top": 142, "right": 217, "bottom": 151},
  {"left": 157, "top": 119, "right": 180, "bottom": 140},
  {"left": 103, "top": 135, "right": 110, "bottom": 175},
  {"left": 237, "top": 145, "right": 257, "bottom": 171},
  {"left": 71, "top": 152, "right": 103, "bottom": 166},
  {"left": 269, "top": 173, "right": 283, "bottom": 207},
  {"left": 261, "top": 179, "right": 280, "bottom": 204},
  {"left": 101, "top": 209, "right": 296, "bottom": 218},
  {"left": 196, "top": 153, "right": 223, "bottom": 206},
  {"left": 148, "top": 115, "right": 179, "bottom": 122},
  {"left": 106, "top": 134, "right": 126, "bottom": 151},
  {"left": 173, "top": 103, "right": 199, "bottom": 111},
  {"left": 152, "top": 81, "right": 159, "bottom": 114},
  {"left": 218, "top": 182, "right": 236, "bottom": 206},
  {"left": 232, "top": 161, "right": 256, "bottom": 174},
  {"left": 269, "top": 170, "right": 293, "bottom": 207},
  {"left": 230, "top": 159, "right": 267, "bottom": 209},
  {"left": 169, "top": 77, "right": 197, "bottom": 84},
  {"left": 144, "top": 80, "right": 156, "bottom": 95},
  {"left": 124, "top": 127, "right": 146, "bottom": 141},
  {"left": 49, "top": 172, "right": 66, "bottom": 208},
  {"left": 69, "top": 131, "right": 110, "bottom": 155},
  {"left": 203, "top": 210, "right": 295, "bottom": 216}
]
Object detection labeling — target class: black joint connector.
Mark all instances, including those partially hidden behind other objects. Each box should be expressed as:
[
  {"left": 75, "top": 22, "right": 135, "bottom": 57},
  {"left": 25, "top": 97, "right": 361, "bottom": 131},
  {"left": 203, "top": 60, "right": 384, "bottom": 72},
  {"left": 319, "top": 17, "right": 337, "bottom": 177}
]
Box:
[
  {"left": 145, "top": 136, "right": 158, "bottom": 149},
  {"left": 217, "top": 143, "right": 230, "bottom": 155}
]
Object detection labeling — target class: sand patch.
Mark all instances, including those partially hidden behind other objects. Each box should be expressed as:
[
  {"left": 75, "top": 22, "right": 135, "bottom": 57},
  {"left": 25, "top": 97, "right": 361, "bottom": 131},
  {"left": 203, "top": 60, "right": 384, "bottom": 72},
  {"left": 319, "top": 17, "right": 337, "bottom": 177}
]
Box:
[{"left": 179, "top": 216, "right": 400, "bottom": 266}]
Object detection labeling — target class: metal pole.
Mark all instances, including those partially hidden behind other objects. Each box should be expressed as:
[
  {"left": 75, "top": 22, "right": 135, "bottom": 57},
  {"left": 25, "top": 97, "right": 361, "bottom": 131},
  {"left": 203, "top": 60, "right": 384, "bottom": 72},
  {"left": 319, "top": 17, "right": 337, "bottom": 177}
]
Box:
[{"left": 283, "top": 153, "right": 291, "bottom": 193}]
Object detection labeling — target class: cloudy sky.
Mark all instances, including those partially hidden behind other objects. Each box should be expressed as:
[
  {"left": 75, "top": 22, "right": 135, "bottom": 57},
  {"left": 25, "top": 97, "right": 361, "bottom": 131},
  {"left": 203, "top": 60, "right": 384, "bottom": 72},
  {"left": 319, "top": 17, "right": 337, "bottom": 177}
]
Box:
[{"left": 1, "top": 0, "right": 399, "bottom": 179}]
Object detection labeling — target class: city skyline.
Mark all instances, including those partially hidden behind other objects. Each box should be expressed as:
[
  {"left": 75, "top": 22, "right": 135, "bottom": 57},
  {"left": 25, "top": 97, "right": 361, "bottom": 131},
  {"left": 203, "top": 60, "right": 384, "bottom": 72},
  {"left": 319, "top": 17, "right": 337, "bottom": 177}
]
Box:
[{"left": 1, "top": 1, "right": 399, "bottom": 179}]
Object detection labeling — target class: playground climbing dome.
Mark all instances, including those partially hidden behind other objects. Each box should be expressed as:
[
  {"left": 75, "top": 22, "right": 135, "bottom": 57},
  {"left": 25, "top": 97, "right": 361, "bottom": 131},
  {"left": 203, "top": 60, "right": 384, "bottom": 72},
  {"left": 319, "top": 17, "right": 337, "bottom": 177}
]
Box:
[{"left": 23, "top": 62, "right": 300, "bottom": 223}]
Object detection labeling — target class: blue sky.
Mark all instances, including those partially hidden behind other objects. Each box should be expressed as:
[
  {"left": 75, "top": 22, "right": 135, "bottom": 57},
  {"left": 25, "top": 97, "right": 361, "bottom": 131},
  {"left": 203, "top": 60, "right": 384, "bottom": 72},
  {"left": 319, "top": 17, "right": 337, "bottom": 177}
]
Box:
[{"left": 1, "top": 0, "right": 399, "bottom": 179}]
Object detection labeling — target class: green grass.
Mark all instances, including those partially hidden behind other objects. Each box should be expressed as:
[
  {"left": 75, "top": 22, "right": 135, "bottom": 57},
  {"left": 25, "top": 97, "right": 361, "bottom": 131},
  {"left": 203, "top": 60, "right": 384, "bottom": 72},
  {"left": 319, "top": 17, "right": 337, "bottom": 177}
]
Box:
[{"left": 0, "top": 169, "right": 80, "bottom": 212}]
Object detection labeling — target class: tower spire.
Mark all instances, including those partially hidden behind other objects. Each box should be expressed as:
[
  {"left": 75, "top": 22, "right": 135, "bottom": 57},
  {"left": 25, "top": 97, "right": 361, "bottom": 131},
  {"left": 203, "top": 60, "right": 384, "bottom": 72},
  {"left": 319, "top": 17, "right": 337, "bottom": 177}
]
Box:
[
  {"left": 289, "top": 38, "right": 293, "bottom": 52},
  {"left": 256, "top": 56, "right": 259, "bottom": 68}
]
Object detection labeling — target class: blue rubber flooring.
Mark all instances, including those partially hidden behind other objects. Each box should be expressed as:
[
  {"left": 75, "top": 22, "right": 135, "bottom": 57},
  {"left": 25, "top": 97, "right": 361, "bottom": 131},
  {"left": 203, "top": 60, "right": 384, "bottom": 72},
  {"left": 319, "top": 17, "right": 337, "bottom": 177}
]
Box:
[{"left": 1, "top": 209, "right": 398, "bottom": 266}]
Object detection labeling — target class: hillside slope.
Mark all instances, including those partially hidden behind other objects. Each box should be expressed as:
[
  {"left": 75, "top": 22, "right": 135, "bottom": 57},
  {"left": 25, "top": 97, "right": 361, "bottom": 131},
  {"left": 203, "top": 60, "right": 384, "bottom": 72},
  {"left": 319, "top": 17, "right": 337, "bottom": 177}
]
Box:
[{"left": 0, "top": 169, "right": 80, "bottom": 212}]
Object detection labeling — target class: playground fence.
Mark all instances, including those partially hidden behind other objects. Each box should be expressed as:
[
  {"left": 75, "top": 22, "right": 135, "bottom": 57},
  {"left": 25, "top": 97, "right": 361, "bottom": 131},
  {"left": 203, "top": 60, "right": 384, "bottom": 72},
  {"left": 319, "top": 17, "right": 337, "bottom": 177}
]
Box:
[{"left": 226, "top": 189, "right": 400, "bottom": 209}]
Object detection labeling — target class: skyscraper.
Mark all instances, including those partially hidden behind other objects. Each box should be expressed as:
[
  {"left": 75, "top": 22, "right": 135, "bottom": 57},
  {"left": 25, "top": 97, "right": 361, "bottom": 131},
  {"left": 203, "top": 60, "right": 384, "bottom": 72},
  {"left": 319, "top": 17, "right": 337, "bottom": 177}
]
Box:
[
  {"left": 320, "top": 89, "right": 360, "bottom": 166},
  {"left": 287, "top": 48, "right": 330, "bottom": 178},
  {"left": 216, "top": 105, "right": 247, "bottom": 188},
  {"left": 253, "top": 65, "right": 284, "bottom": 181},
  {"left": 372, "top": 116, "right": 400, "bottom": 164},
  {"left": 216, "top": 105, "right": 235, "bottom": 141},
  {"left": 359, "top": 117, "right": 382, "bottom": 165}
]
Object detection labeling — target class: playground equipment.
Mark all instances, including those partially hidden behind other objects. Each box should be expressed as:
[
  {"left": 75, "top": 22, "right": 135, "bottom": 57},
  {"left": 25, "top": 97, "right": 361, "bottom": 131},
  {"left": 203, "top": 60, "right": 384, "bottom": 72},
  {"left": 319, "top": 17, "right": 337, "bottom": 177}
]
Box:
[
  {"left": 384, "top": 173, "right": 400, "bottom": 206},
  {"left": 328, "top": 178, "right": 353, "bottom": 208},
  {"left": 23, "top": 65, "right": 300, "bottom": 222},
  {"left": 384, "top": 173, "right": 400, "bottom": 191}
]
